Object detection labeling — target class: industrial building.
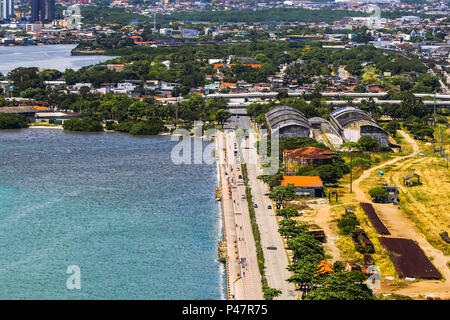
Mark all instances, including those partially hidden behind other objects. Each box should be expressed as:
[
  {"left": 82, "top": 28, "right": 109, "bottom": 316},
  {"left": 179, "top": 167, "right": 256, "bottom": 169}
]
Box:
[
  {"left": 265, "top": 105, "right": 311, "bottom": 140},
  {"left": 329, "top": 107, "right": 391, "bottom": 147}
]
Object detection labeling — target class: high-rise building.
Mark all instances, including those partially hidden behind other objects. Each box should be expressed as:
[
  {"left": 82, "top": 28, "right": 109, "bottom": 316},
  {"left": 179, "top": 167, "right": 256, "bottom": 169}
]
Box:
[
  {"left": 0, "top": 0, "right": 15, "bottom": 20},
  {"left": 31, "top": 0, "right": 55, "bottom": 23}
]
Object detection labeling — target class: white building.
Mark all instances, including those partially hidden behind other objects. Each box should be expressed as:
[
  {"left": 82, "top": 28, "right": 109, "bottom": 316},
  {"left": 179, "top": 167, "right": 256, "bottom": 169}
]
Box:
[
  {"left": 63, "top": 5, "right": 82, "bottom": 30},
  {"left": 26, "top": 23, "right": 43, "bottom": 33},
  {"left": 0, "top": 0, "right": 14, "bottom": 19}
]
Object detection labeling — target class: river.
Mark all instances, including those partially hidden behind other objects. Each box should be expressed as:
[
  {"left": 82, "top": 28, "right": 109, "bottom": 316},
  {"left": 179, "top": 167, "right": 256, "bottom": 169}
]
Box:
[
  {"left": 0, "top": 129, "right": 224, "bottom": 299},
  {"left": 0, "top": 44, "right": 116, "bottom": 75}
]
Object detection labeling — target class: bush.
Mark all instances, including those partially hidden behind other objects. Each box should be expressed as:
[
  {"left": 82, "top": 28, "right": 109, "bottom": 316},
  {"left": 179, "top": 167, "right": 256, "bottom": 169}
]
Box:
[
  {"left": 358, "top": 135, "right": 378, "bottom": 151},
  {"left": 317, "top": 164, "right": 343, "bottom": 184},
  {"left": 63, "top": 118, "right": 103, "bottom": 132},
  {"left": 350, "top": 157, "right": 372, "bottom": 170},
  {"left": 0, "top": 114, "right": 28, "bottom": 129},
  {"left": 129, "top": 120, "right": 165, "bottom": 136},
  {"left": 337, "top": 211, "right": 359, "bottom": 235},
  {"left": 369, "top": 186, "right": 388, "bottom": 202},
  {"left": 113, "top": 120, "right": 136, "bottom": 133},
  {"left": 384, "top": 120, "right": 400, "bottom": 136},
  {"left": 105, "top": 121, "right": 115, "bottom": 130}
]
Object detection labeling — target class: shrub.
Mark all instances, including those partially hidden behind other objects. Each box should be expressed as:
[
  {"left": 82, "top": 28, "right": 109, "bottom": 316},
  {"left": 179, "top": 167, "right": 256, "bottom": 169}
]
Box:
[
  {"left": 63, "top": 118, "right": 103, "bottom": 132},
  {"left": 316, "top": 164, "right": 343, "bottom": 184},
  {"left": 0, "top": 114, "right": 28, "bottom": 129},
  {"left": 337, "top": 211, "right": 359, "bottom": 235},
  {"left": 350, "top": 157, "right": 372, "bottom": 170},
  {"left": 369, "top": 186, "right": 388, "bottom": 202},
  {"left": 358, "top": 135, "right": 378, "bottom": 151},
  {"left": 113, "top": 120, "right": 136, "bottom": 133},
  {"left": 105, "top": 121, "right": 115, "bottom": 130},
  {"left": 129, "top": 120, "right": 165, "bottom": 136}
]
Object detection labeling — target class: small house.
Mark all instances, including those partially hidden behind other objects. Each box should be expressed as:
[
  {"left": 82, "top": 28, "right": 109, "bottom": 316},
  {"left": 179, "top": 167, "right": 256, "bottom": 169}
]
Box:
[
  {"left": 382, "top": 184, "right": 400, "bottom": 203},
  {"left": 403, "top": 173, "right": 420, "bottom": 186},
  {"left": 281, "top": 176, "right": 324, "bottom": 197},
  {"left": 283, "top": 147, "right": 336, "bottom": 175}
]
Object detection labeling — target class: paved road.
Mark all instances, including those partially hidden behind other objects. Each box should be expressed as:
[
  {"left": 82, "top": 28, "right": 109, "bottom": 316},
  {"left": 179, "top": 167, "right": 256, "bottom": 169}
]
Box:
[
  {"left": 218, "top": 128, "right": 264, "bottom": 300},
  {"left": 226, "top": 114, "right": 297, "bottom": 300}
]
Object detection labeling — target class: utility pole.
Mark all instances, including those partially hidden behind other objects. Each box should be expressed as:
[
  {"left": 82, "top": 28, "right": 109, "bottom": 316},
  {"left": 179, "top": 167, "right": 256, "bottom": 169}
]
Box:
[
  {"left": 153, "top": 7, "right": 156, "bottom": 32},
  {"left": 433, "top": 90, "right": 436, "bottom": 115},
  {"left": 349, "top": 151, "right": 353, "bottom": 193}
]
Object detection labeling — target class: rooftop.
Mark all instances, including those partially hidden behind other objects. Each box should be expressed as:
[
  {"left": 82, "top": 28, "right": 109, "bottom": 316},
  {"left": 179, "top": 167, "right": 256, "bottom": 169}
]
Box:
[
  {"left": 281, "top": 176, "right": 323, "bottom": 188},
  {"left": 284, "top": 147, "right": 335, "bottom": 160}
]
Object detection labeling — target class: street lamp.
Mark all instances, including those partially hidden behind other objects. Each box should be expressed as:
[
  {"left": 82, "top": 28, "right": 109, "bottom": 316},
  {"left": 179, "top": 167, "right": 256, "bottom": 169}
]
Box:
[{"left": 348, "top": 148, "right": 356, "bottom": 193}]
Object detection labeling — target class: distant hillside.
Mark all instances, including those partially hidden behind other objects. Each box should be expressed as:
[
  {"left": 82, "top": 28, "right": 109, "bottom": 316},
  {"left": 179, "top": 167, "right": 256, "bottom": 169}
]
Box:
[{"left": 158, "top": 8, "right": 364, "bottom": 24}]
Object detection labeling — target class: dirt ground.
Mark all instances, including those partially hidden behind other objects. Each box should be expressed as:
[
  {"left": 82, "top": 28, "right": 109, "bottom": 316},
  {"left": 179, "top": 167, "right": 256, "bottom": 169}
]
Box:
[{"left": 353, "top": 130, "right": 450, "bottom": 299}]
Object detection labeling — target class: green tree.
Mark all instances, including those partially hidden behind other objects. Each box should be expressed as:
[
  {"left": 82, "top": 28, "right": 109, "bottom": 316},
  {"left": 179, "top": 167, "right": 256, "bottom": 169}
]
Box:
[
  {"left": 384, "top": 120, "right": 400, "bottom": 136},
  {"left": 287, "top": 233, "right": 324, "bottom": 263},
  {"left": 337, "top": 211, "right": 359, "bottom": 235},
  {"left": 304, "top": 271, "right": 374, "bottom": 300},
  {"left": 278, "top": 219, "right": 307, "bottom": 240},
  {"left": 287, "top": 260, "right": 320, "bottom": 299},
  {"left": 0, "top": 114, "right": 28, "bottom": 129},
  {"left": 317, "top": 164, "right": 343, "bottom": 185},
  {"left": 263, "top": 287, "right": 282, "bottom": 300},
  {"left": 255, "top": 113, "right": 266, "bottom": 124},
  {"left": 358, "top": 135, "right": 378, "bottom": 151},
  {"left": 369, "top": 186, "right": 388, "bottom": 202},
  {"left": 269, "top": 185, "right": 296, "bottom": 209},
  {"left": 277, "top": 207, "right": 300, "bottom": 220},
  {"left": 215, "top": 109, "right": 232, "bottom": 128},
  {"left": 63, "top": 118, "right": 103, "bottom": 132}
]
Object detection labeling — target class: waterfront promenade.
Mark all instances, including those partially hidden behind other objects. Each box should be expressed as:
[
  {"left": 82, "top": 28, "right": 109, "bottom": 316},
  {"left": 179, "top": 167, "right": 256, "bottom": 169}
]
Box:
[
  {"left": 217, "top": 131, "right": 263, "bottom": 300},
  {"left": 224, "top": 114, "right": 297, "bottom": 300}
]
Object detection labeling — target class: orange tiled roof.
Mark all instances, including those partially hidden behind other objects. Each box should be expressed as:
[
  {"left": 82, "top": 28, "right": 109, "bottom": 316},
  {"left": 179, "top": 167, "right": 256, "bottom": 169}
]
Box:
[
  {"left": 33, "top": 106, "right": 50, "bottom": 110},
  {"left": 220, "top": 82, "right": 237, "bottom": 88},
  {"left": 284, "top": 147, "right": 335, "bottom": 160},
  {"left": 281, "top": 176, "right": 323, "bottom": 188}
]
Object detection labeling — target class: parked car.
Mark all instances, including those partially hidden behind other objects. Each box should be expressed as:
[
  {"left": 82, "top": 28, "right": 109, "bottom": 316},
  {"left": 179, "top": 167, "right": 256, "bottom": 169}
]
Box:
[
  {"left": 254, "top": 203, "right": 258, "bottom": 208},
  {"left": 267, "top": 205, "right": 272, "bottom": 209},
  {"left": 241, "top": 194, "right": 246, "bottom": 199}
]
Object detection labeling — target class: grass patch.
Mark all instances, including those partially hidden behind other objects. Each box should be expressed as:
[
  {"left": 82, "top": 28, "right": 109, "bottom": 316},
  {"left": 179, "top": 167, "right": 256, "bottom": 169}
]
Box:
[{"left": 241, "top": 163, "right": 269, "bottom": 292}]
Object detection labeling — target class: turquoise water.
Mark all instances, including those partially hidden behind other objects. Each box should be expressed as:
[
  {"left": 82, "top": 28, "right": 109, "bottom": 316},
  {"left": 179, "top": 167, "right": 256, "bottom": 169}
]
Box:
[{"left": 0, "top": 129, "right": 224, "bottom": 299}]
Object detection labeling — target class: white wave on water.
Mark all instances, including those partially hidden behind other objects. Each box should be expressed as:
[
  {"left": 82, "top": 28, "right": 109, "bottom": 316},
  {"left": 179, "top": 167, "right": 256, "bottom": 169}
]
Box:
[{"left": 215, "top": 140, "right": 226, "bottom": 300}]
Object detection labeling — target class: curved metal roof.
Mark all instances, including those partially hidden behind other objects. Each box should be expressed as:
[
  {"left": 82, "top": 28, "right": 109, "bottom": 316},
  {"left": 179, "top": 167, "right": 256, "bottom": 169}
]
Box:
[
  {"left": 266, "top": 105, "right": 311, "bottom": 130},
  {"left": 266, "top": 105, "right": 300, "bottom": 117},
  {"left": 308, "top": 117, "right": 328, "bottom": 125},
  {"left": 331, "top": 107, "right": 379, "bottom": 128}
]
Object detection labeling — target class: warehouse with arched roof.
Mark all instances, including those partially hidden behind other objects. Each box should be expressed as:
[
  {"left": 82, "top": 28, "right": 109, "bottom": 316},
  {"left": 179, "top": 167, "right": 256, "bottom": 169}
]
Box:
[
  {"left": 265, "top": 106, "right": 311, "bottom": 140},
  {"left": 329, "top": 107, "right": 390, "bottom": 147}
]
